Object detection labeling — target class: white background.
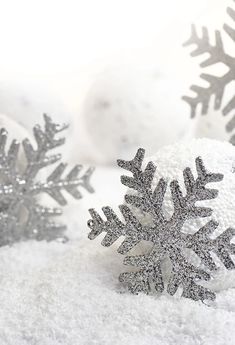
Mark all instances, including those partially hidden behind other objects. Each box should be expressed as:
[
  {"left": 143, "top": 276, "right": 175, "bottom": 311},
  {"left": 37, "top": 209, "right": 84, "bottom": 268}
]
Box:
[{"left": 0, "top": 0, "right": 226, "bottom": 110}]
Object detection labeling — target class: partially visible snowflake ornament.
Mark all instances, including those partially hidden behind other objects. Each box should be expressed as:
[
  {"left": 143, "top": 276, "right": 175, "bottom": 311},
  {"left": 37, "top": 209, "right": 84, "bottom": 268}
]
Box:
[
  {"left": 0, "top": 114, "right": 94, "bottom": 246},
  {"left": 87, "top": 145, "right": 235, "bottom": 301},
  {"left": 183, "top": 1, "right": 235, "bottom": 143}
]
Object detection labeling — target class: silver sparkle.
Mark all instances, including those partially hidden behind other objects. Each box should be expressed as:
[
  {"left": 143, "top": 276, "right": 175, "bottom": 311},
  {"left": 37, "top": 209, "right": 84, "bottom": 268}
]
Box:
[
  {"left": 0, "top": 114, "right": 94, "bottom": 246},
  {"left": 87, "top": 148, "right": 235, "bottom": 302},
  {"left": 183, "top": 1, "right": 235, "bottom": 144}
]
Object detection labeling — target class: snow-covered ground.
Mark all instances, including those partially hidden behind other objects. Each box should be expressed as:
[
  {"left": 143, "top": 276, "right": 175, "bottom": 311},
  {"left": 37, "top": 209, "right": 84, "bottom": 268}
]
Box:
[
  {"left": 0, "top": 143, "right": 234, "bottom": 345},
  {"left": 2, "top": 234, "right": 235, "bottom": 345}
]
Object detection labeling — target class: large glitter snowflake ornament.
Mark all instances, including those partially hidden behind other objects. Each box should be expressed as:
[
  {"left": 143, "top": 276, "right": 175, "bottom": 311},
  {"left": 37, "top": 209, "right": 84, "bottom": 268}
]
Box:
[
  {"left": 183, "top": 1, "right": 235, "bottom": 143},
  {"left": 0, "top": 114, "right": 94, "bottom": 246},
  {"left": 87, "top": 148, "right": 235, "bottom": 301}
]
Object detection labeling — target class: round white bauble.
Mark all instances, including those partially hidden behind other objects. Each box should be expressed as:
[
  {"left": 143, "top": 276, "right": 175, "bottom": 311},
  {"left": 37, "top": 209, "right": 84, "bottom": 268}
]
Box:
[
  {"left": 0, "top": 81, "right": 74, "bottom": 161},
  {"left": 0, "top": 82, "right": 70, "bottom": 129},
  {"left": 127, "top": 138, "right": 235, "bottom": 292},
  {"left": 82, "top": 66, "right": 197, "bottom": 165}
]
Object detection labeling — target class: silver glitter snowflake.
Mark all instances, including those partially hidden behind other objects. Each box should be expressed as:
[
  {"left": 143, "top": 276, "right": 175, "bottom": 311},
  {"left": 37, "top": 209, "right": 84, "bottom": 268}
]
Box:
[
  {"left": 0, "top": 114, "right": 94, "bottom": 246},
  {"left": 87, "top": 148, "right": 235, "bottom": 301},
  {"left": 183, "top": 1, "right": 235, "bottom": 143}
]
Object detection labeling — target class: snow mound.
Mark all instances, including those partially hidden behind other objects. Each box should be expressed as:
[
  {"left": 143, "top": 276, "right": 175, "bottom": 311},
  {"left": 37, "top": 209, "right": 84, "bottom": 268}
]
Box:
[{"left": 1, "top": 237, "right": 235, "bottom": 345}]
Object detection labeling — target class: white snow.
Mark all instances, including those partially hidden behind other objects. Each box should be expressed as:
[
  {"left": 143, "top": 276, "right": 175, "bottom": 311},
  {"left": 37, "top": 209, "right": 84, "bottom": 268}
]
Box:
[{"left": 0, "top": 140, "right": 234, "bottom": 345}]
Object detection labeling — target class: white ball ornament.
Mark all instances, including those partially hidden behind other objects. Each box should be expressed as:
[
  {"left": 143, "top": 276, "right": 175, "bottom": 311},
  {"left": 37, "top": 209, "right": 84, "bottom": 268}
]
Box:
[
  {"left": 0, "top": 81, "right": 71, "bottom": 129},
  {"left": 129, "top": 138, "right": 235, "bottom": 292},
  {"left": 83, "top": 67, "right": 197, "bottom": 164},
  {"left": 0, "top": 81, "right": 74, "bottom": 161}
]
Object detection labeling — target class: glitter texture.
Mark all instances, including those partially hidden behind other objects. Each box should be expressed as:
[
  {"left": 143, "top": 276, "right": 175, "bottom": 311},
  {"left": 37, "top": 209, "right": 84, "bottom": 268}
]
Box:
[
  {"left": 0, "top": 114, "right": 94, "bottom": 245},
  {"left": 183, "top": 1, "right": 235, "bottom": 143},
  {"left": 88, "top": 148, "right": 235, "bottom": 301}
]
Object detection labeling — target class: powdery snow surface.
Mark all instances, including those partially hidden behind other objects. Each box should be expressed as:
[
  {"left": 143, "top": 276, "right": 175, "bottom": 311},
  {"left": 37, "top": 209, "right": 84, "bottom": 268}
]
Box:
[
  {"left": 1, "top": 230, "right": 235, "bottom": 344},
  {"left": 0, "top": 139, "right": 235, "bottom": 344}
]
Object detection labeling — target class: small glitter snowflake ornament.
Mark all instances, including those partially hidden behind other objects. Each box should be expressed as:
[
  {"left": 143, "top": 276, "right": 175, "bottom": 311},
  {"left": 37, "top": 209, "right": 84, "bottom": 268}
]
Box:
[
  {"left": 183, "top": 1, "right": 235, "bottom": 143},
  {"left": 0, "top": 114, "right": 94, "bottom": 246},
  {"left": 87, "top": 147, "right": 235, "bottom": 301}
]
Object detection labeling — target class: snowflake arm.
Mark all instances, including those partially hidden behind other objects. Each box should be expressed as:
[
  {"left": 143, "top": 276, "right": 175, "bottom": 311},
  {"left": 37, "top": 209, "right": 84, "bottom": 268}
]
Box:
[
  {"left": 170, "top": 156, "right": 223, "bottom": 223},
  {"left": 88, "top": 205, "right": 145, "bottom": 253},
  {"left": 224, "top": 5, "right": 235, "bottom": 42},
  {"left": 119, "top": 246, "right": 165, "bottom": 294},
  {"left": 186, "top": 220, "right": 235, "bottom": 270},
  {"left": 118, "top": 148, "right": 167, "bottom": 222},
  {"left": 31, "top": 163, "right": 95, "bottom": 206},
  {"left": 167, "top": 248, "right": 214, "bottom": 301},
  {"left": 22, "top": 114, "right": 68, "bottom": 181}
]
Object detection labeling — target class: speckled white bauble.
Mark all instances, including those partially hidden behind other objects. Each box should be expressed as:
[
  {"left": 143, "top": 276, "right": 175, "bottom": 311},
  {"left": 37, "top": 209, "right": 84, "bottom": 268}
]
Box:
[
  {"left": 0, "top": 82, "right": 71, "bottom": 128},
  {"left": 128, "top": 138, "right": 235, "bottom": 292},
  {"left": 83, "top": 67, "right": 196, "bottom": 165},
  {"left": 0, "top": 81, "right": 74, "bottom": 161}
]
